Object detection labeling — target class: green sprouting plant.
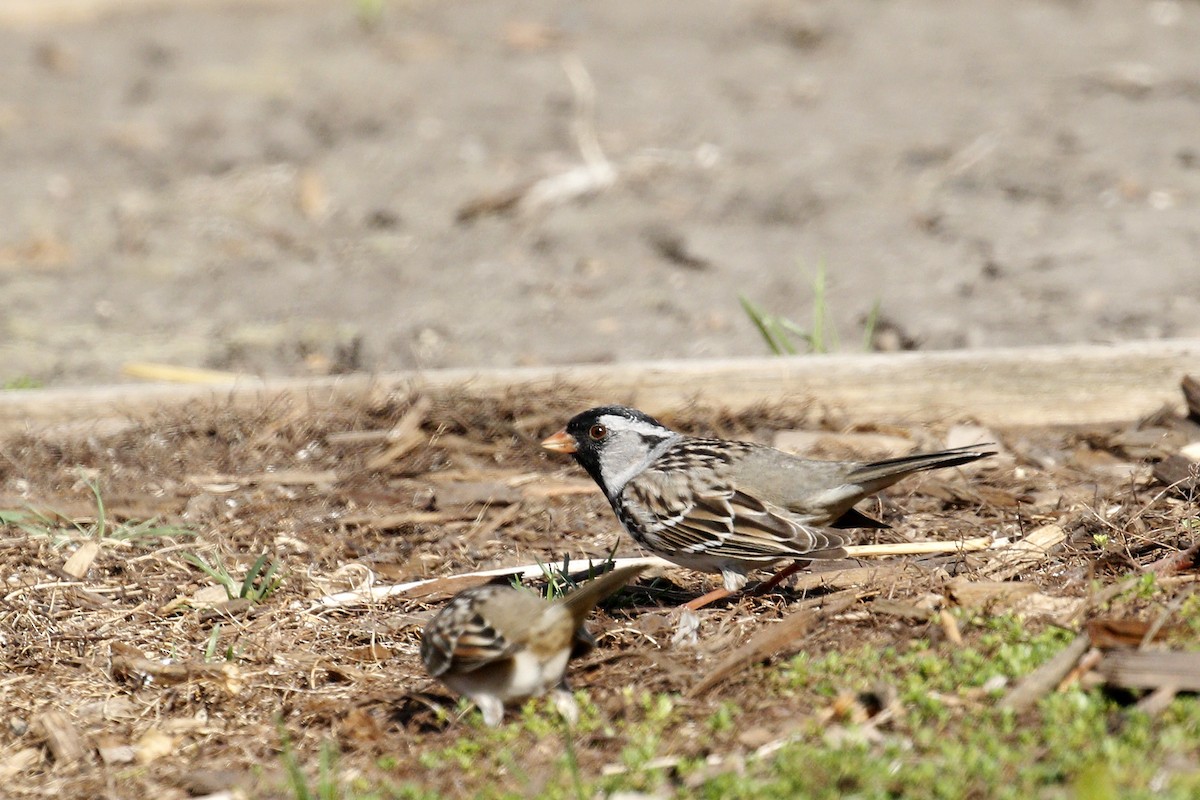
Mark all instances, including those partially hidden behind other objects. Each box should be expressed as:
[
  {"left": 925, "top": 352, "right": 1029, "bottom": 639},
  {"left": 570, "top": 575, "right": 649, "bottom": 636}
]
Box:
[
  {"left": 354, "top": 0, "right": 385, "bottom": 31},
  {"left": 279, "top": 722, "right": 340, "bottom": 800},
  {"left": 204, "top": 623, "right": 223, "bottom": 661},
  {"left": 0, "top": 475, "right": 193, "bottom": 547},
  {"left": 532, "top": 541, "right": 621, "bottom": 601},
  {"left": 2, "top": 376, "right": 42, "bottom": 390},
  {"left": 740, "top": 294, "right": 811, "bottom": 355},
  {"left": 184, "top": 551, "right": 283, "bottom": 603},
  {"left": 740, "top": 262, "right": 880, "bottom": 355},
  {"left": 202, "top": 623, "right": 239, "bottom": 662}
]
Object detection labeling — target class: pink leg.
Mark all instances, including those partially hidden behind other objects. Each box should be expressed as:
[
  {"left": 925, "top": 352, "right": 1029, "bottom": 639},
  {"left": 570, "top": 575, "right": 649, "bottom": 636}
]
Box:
[
  {"left": 749, "top": 561, "right": 805, "bottom": 596},
  {"left": 683, "top": 585, "right": 735, "bottom": 611}
]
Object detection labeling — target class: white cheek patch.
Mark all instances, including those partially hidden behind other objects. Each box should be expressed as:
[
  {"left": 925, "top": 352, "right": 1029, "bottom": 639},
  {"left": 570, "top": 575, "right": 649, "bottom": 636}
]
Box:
[{"left": 596, "top": 415, "right": 677, "bottom": 495}]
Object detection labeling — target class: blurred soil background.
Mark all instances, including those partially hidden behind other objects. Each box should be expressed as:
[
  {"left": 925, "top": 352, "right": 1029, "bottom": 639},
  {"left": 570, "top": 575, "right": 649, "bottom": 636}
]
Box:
[{"left": 1, "top": 0, "right": 1199, "bottom": 386}]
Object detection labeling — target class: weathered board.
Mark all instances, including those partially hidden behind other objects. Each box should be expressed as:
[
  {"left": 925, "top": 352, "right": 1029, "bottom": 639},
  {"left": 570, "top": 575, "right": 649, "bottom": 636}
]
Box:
[{"left": 2, "top": 340, "right": 1197, "bottom": 436}]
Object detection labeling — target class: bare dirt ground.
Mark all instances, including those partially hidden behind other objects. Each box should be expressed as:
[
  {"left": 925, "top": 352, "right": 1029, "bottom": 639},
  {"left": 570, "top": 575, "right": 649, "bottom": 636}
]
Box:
[
  {"left": 1, "top": 0, "right": 1199, "bottom": 386},
  {"left": 1, "top": 384, "right": 1199, "bottom": 797}
]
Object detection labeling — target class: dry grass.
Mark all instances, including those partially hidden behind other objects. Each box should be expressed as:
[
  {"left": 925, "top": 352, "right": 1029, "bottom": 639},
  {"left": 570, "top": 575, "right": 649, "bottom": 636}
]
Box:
[{"left": 0, "top": 386, "right": 1197, "bottom": 797}]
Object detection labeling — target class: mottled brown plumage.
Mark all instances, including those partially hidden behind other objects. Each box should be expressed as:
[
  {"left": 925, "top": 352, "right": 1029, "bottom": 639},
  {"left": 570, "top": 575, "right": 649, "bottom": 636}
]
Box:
[
  {"left": 543, "top": 405, "right": 993, "bottom": 593},
  {"left": 420, "top": 564, "right": 646, "bottom": 726}
]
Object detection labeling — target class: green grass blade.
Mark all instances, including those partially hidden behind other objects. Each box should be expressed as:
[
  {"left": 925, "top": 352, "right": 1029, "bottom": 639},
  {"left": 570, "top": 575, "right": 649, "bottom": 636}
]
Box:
[
  {"left": 277, "top": 722, "right": 313, "bottom": 800},
  {"left": 862, "top": 297, "right": 882, "bottom": 351}
]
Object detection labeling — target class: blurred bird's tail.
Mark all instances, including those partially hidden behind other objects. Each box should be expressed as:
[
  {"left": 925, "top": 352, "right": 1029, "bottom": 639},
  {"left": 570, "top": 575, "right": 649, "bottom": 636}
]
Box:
[
  {"left": 558, "top": 564, "right": 647, "bottom": 624},
  {"left": 847, "top": 445, "right": 995, "bottom": 490}
]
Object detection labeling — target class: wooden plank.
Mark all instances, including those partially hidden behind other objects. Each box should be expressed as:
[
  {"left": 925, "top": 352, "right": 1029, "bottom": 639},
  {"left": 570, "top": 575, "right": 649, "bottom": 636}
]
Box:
[
  {"left": 1, "top": 340, "right": 1197, "bottom": 435},
  {"left": 0, "top": 0, "right": 290, "bottom": 27}
]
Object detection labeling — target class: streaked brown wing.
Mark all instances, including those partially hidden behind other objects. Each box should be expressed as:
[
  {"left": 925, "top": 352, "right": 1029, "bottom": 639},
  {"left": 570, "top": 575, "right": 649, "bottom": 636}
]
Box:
[
  {"left": 625, "top": 470, "right": 847, "bottom": 562},
  {"left": 420, "top": 588, "right": 521, "bottom": 677}
]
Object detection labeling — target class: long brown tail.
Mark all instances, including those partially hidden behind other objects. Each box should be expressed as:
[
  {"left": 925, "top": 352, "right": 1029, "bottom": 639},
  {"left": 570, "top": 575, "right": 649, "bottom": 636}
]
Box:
[
  {"left": 558, "top": 564, "right": 648, "bottom": 626},
  {"left": 846, "top": 445, "right": 995, "bottom": 489}
]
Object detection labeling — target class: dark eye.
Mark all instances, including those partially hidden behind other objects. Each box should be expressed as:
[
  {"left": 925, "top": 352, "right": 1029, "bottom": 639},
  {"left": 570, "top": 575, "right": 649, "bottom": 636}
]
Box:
[{"left": 588, "top": 424, "right": 607, "bottom": 440}]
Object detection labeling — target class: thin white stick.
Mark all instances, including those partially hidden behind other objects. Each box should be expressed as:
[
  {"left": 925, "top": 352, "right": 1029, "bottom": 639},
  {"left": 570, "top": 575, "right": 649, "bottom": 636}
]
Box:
[
  {"left": 308, "top": 536, "right": 998, "bottom": 611},
  {"left": 308, "top": 555, "right": 673, "bottom": 611},
  {"left": 845, "top": 535, "right": 995, "bottom": 558}
]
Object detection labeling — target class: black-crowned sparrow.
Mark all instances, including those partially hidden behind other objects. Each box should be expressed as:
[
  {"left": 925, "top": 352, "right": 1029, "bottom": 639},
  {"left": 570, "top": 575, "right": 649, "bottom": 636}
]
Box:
[
  {"left": 541, "top": 405, "right": 994, "bottom": 599},
  {"left": 420, "top": 564, "right": 646, "bottom": 726}
]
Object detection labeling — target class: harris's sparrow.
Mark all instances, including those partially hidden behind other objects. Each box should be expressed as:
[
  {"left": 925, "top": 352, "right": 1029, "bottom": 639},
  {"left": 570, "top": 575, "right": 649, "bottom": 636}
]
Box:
[
  {"left": 541, "top": 405, "right": 993, "bottom": 596},
  {"left": 420, "top": 564, "right": 646, "bottom": 726}
]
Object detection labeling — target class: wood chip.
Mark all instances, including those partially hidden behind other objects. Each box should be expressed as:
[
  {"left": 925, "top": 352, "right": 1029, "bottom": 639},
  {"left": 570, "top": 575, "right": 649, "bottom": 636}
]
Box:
[
  {"left": 1086, "top": 618, "right": 1185, "bottom": 648},
  {"left": 1151, "top": 454, "right": 1199, "bottom": 496},
  {"left": 998, "top": 632, "right": 1091, "bottom": 712},
  {"left": 0, "top": 747, "right": 41, "bottom": 780},
  {"left": 868, "top": 599, "right": 934, "bottom": 620},
  {"left": 1097, "top": 650, "right": 1200, "bottom": 692},
  {"left": 33, "top": 710, "right": 87, "bottom": 765},
  {"left": 61, "top": 540, "right": 100, "bottom": 579},
  {"left": 95, "top": 734, "right": 136, "bottom": 765},
  {"left": 980, "top": 524, "right": 1065, "bottom": 580},
  {"left": 947, "top": 577, "right": 1037, "bottom": 608},
  {"left": 343, "top": 644, "right": 395, "bottom": 663},
  {"left": 111, "top": 651, "right": 244, "bottom": 695},
  {"left": 1007, "top": 592, "right": 1086, "bottom": 623},
  {"left": 135, "top": 728, "right": 176, "bottom": 765}
]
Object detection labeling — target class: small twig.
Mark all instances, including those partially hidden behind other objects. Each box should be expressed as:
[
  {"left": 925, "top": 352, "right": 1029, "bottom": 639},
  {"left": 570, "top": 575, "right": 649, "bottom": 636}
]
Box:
[
  {"left": 1134, "top": 683, "right": 1180, "bottom": 717},
  {"left": 561, "top": 53, "right": 608, "bottom": 172},
  {"left": 466, "top": 502, "right": 524, "bottom": 541},
  {"left": 309, "top": 555, "right": 673, "bottom": 611},
  {"left": 1056, "top": 648, "right": 1103, "bottom": 692},
  {"left": 938, "top": 609, "right": 963, "bottom": 646},
  {"left": 311, "top": 536, "right": 1005, "bottom": 611},
  {"left": 998, "top": 632, "right": 1090, "bottom": 712},
  {"left": 516, "top": 55, "right": 616, "bottom": 215},
  {"left": 364, "top": 396, "right": 432, "bottom": 471},
  {"left": 187, "top": 470, "right": 339, "bottom": 488},
  {"left": 845, "top": 535, "right": 993, "bottom": 558}
]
